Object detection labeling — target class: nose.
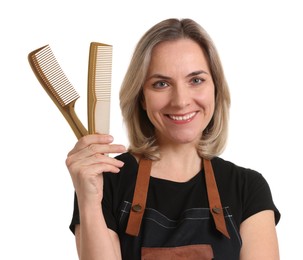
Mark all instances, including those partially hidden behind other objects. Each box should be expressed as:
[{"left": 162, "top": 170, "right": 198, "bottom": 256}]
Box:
[{"left": 170, "top": 85, "right": 191, "bottom": 108}]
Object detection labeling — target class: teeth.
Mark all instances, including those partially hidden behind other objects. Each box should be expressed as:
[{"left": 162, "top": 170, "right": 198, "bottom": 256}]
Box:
[{"left": 169, "top": 112, "right": 196, "bottom": 121}]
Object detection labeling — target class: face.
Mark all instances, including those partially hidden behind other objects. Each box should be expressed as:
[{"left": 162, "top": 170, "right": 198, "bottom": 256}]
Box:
[{"left": 142, "top": 38, "right": 215, "bottom": 147}]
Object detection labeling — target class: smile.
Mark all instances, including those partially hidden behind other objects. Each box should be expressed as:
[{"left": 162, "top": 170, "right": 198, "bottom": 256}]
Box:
[{"left": 168, "top": 112, "right": 197, "bottom": 121}]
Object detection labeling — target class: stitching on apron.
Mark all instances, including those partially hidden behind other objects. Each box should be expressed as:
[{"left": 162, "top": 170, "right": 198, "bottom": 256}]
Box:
[
  {"left": 224, "top": 207, "right": 242, "bottom": 245},
  {"left": 126, "top": 158, "right": 230, "bottom": 238},
  {"left": 119, "top": 201, "right": 131, "bottom": 224}
]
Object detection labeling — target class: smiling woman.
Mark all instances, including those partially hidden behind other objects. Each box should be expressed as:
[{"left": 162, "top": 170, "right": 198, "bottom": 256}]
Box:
[
  {"left": 142, "top": 39, "right": 215, "bottom": 147},
  {"left": 119, "top": 20, "right": 231, "bottom": 162},
  {"left": 66, "top": 18, "right": 280, "bottom": 260}
]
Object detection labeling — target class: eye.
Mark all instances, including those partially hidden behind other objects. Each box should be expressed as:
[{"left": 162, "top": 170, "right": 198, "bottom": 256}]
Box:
[
  {"left": 152, "top": 81, "right": 169, "bottom": 89},
  {"left": 191, "top": 77, "right": 205, "bottom": 85}
]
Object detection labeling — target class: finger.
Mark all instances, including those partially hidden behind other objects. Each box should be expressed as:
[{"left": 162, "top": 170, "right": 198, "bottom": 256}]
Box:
[
  {"left": 67, "top": 143, "right": 126, "bottom": 165},
  {"left": 88, "top": 162, "right": 123, "bottom": 175},
  {"left": 71, "top": 157, "right": 124, "bottom": 179},
  {"left": 88, "top": 153, "right": 125, "bottom": 168},
  {"left": 85, "top": 143, "right": 126, "bottom": 156},
  {"left": 67, "top": 151, "right": 125, "bottom": 172},
  {"left": 68, "top": 134, "right": 114, "bottom": 156}
]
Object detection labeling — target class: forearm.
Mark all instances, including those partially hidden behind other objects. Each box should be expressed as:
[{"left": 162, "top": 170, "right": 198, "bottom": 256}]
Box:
[
  {"left": 65, "top": 134, "right": 126, "bottom": 259},
  {"left": 78, "top": 203, "right": 121, "bottom": 260}
]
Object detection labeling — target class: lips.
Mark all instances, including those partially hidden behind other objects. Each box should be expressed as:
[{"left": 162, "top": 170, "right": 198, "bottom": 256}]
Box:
[{"left": 167, "top": 112, "right": 197, "bottom": 121}]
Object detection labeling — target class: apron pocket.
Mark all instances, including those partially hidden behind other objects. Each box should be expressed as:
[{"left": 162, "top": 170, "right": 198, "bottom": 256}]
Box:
[{"left": 141, "top": 244, "right": 214, "bottom": 260}]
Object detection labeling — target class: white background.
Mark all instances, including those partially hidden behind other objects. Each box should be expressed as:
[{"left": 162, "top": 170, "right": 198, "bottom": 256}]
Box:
[{"left": 1, "top": 0, "right": 302, "bottom": 259}]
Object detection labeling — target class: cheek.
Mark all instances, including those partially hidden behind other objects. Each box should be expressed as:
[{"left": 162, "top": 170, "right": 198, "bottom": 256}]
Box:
[
  {"left": 196, "top": 90, "right": 215, "bottom": 111},
  {"left": 143, "top": 92, "right": 168, "bottom": 112}
]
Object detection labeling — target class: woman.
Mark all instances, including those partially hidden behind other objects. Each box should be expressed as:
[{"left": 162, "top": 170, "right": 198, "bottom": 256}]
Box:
[{"left": 67, "top": 18, "right": 280, "bottom": 259}]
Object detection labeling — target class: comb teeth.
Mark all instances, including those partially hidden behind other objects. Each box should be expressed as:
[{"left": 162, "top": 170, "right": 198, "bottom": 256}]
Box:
[
  {"left": 87, "top": 42, "right": 112, "bottom": 134},
  {"left": 31, "top": 45, "right": 79, "bottom": 107},
  {"left": 94, "top": 44, "right": 112, "bottom": 101}
]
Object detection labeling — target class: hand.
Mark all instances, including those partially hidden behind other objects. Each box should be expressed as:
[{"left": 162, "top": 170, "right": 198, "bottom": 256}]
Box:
[{"left": 66, "top": 134, "right": 126, "bottom": 206}]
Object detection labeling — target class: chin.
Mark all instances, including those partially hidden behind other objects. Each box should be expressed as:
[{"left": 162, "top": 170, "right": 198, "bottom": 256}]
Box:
[{"left": 171, "top": 135, "right": 200, "bottom": 145}]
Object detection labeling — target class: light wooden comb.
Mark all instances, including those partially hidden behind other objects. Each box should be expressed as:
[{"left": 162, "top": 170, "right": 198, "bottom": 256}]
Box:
[
  {"left": 28, "top": 45, "right": 88, "bottom": 139},
  {"left": 87, "top": 42, "right": 113, "bottom": 134}
]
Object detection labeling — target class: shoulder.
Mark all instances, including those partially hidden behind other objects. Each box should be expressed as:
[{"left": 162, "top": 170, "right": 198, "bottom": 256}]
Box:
[
  {"left": 212, "top": 157, "right": 280, "bottom": 224},
  {"left": 211, "top": 157, "right": 264, "bottom": 183},
  {"left": 104, "top": 152, "right": 139, "bottom": 183},
  {"left": 211, "top": 157, "right": 257, "bottom": 173},
  {"left": 115, "top": 152, "right": 138, "bottom": 164},
  {"left": 211, "top": 157, "right": 271, "bottom": 200},
  {"left": 110, "top": 152, "right": 139, "bottom": 173},
  {"left": 103, "top": 152, "right": 139, "bottom": 204}
]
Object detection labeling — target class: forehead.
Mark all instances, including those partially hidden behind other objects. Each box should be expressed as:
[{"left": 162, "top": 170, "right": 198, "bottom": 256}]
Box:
[{"left": 148, "top": 39, "right": 210, "bottom": 73}]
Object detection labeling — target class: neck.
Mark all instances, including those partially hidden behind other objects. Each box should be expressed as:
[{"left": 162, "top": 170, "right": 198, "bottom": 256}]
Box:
[{"left": 151, "top": 144, "right": 203, "bottom": 182}]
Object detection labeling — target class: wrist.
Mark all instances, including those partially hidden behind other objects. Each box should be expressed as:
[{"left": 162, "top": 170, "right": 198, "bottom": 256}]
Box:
[{"left": 77, "top": 196, "right": 102, "bottom": 214}]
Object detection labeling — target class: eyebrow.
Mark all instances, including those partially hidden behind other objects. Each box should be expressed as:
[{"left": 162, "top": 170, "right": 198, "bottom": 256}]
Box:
[
  {"left": 188, "top": 70, "right": 209, "bottom": 77},
  {"left": 146, "top": 70, "right": 209, "bottom": 81}
]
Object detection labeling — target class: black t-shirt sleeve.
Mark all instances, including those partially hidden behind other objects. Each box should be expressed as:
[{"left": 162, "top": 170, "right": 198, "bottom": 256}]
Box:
[
  {"left": 68, "top": 174, "right": 119, "bottom": 235},
  {"left": 213, "top": 157, "right": 280, "bottom": 227},
  {"left": 101, "top": 172, "right": 119, "bottom": 232},
  {"left": 241, "top": 170, "right": 280, "bottom": 225},
  {"left": 69, "top": 192, "right": 80, "bottom": 234}
]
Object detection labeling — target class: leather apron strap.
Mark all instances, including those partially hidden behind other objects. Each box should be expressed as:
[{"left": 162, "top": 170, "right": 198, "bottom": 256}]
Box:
[
  {"left": 126, "top": 158, "right": 152, "bottom": 236},
  {"left": 126, "top": 158, "right": 230, "bottom": 239},
  {"left": 203, "top": 159, "right": 230, "bottom": 238}
]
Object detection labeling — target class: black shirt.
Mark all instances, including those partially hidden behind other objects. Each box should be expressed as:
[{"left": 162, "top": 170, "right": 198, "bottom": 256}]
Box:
[{"left": 70, "top": 152, "right": 280, "bottom": 259}]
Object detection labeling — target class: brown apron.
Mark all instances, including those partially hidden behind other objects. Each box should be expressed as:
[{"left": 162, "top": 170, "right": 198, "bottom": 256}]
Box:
[{"left": 125, "top": 157, "right": 230, "bottom": 259}]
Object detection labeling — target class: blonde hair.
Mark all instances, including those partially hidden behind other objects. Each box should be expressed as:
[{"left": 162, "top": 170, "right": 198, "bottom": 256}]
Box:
[{"left": 119, "top": 18, "right": 230, "bottom": 160}]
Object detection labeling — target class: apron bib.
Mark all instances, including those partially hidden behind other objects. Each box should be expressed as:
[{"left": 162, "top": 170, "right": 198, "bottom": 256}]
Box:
[{"left": 122, "top": 157, "right": 241, "bottom": 259}]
